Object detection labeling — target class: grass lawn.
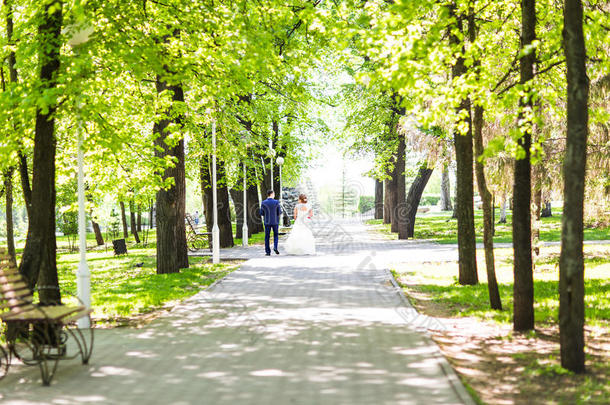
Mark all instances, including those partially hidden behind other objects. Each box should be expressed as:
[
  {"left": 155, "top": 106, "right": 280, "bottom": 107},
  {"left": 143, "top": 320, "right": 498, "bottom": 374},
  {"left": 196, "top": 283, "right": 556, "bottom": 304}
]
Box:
[
  {"left": 366, "top": 210, "right": 610, "bottom": 244},
  {"left": 233, "top": 223, "right": 267, "bottom": 246},
  {"left": 233, "top": 222, "right": 292, "bottom": 246},
  {"left": 2, "top": 222, "right": 267, "bottom": 328},
  {"left": 389, "top": 243, "right": 609, "bottom": 404},
  {"left": 56, "top": 243, "right": 240, "bottom": 326}
]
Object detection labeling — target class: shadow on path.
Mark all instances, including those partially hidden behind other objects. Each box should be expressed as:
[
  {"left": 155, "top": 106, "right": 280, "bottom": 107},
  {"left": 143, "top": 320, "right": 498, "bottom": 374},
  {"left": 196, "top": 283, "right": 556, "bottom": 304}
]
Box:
[{"left": 0, "top": 220, "right": 473, "bottom": 405}]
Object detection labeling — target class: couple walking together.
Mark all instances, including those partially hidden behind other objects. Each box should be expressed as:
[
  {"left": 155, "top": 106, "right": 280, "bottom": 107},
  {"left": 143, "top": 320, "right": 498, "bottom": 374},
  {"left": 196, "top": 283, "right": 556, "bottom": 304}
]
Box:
[{"left": 259, "top": 190, "right": 316, "bottom": 256}]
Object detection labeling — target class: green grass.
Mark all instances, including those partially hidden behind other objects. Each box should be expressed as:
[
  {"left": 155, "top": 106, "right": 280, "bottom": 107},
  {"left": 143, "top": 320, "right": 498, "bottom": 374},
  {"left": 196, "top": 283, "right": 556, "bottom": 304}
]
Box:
[
  {"left": 56, "top": 243, "right": 238, "bottom": 324},
  {"left": 391, "top": 246, "right": 610, "bottom": 327},
  {"left": 234, "top": 234, "right": 266, "bottom": 246},
  {"left": 366, "top": 210, "right": 610, "bottom": 244},
  {"left": 390, "top": 245, "right": 609, "bottom": 404},
  {"left": 231, "top": 222, "right": 290, "bottom": 246},
  {"left": 2, "top": 221, "right": 266, "bottom": 326}
]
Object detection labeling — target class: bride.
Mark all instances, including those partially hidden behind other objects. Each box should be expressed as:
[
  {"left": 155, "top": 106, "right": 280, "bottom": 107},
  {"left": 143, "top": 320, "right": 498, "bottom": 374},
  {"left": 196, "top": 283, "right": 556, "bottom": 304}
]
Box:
[{"left": 285, "top": 194, "right": 316, "bottom": 255}]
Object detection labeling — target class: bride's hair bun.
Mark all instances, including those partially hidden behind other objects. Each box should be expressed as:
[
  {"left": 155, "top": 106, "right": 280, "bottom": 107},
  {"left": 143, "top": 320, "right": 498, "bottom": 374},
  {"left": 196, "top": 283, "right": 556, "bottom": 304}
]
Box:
[{"left": 299, "top": 193, "right": 307, "bottom": 203}]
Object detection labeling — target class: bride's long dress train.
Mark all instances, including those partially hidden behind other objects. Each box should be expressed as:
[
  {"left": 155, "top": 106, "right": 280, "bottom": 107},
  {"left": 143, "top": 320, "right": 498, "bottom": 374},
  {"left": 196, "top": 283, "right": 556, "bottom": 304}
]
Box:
[{"left": 285, "top": 206, "right": 316, "bottom": 255}]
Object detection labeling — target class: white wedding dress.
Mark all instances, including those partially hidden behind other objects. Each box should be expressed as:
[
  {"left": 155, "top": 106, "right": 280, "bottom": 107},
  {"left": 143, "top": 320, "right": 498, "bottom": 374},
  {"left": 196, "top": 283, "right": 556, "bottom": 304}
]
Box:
[{"left": 285, "top": 203, "right": 316, "bottom": 255}]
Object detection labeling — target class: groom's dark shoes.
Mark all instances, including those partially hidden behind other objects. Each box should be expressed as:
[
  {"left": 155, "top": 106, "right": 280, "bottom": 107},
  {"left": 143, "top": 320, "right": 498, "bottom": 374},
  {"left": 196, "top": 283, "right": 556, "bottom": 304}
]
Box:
[
  {"left": 274, "top": 249, "right": 280, "bottom": 255},
  {"left": 266, "top": 253, "right": 271, "bottom": 256}
]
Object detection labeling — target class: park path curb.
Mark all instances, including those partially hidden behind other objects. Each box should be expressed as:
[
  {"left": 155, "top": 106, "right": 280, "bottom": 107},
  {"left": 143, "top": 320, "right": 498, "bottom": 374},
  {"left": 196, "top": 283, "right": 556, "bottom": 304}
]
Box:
[{"left": 385, "top": 268, "right": 477, "bottom": 405}]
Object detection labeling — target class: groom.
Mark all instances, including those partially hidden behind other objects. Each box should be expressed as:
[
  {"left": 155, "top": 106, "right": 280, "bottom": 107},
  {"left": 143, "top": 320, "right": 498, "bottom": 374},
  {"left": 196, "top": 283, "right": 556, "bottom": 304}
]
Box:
[{"left": 260, "top": 190, "right": 281, "bottom": 256}]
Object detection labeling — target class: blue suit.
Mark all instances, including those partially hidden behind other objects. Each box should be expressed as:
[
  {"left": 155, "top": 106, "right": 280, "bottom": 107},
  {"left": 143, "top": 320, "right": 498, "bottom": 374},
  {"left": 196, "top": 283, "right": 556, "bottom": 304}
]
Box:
[{"left": 260, "top": 198, "right": 281, "bottom": 254}]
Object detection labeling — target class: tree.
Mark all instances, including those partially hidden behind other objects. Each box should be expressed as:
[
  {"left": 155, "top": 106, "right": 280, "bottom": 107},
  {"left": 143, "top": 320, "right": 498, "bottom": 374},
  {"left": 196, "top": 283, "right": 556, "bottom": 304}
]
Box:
[
  {"left": 468, "top": 9, "right": 501, "bottom": 310},
  {"left": 404, "top": 163, "right": 434, "bottom": 238},
  {"left": 335, "top": 165, "right": 358, "bottom": 218},
  {"left": 383, "top": 178, "right": 392, "bottom": 224},
  {"left": 129, "top": 200, "right": 140, "bottom": 244},
  {"left": 153, "top": 74, "right": 189, "bottom": 273},
  {"left": 18, "top": 1, "right": 63, "bottom": 305},
  {"left": 246, "top": 166, "right": 263, "bottom": 234},
  {"left": 91, "top": 217, "right": 104, "bottom": 246},
  {"left": 119, "top": 201, "right": 129, "bottom": 239},
  {"left": 559, "top": 0, "right": 588, "bottom": 373},
  {"left": 2, "top": 170, "right": 16, "bottom": 266},
  {"left": 440, "top": 166, "right": 452, "bottom": 211},
  {"left": 374, "top": 179, "right": 383, "bottom": 219},
  {"left": 473, "top": 106, "right": 502, "bottom": 310},
  {"left": 513, "top": 0, "right": 537, "bottom": 331},
  {"left": 449, "top": 3, "right": 478, "bottom": 286},
  {"left": 3, "top": 0, "right": 30, "bottom": 240},
  {"left": 393, "top": 134, "right": 408, "bottom": 239},
  {"left": 200, "top": 154, "right": 234, "bottom": 249}
]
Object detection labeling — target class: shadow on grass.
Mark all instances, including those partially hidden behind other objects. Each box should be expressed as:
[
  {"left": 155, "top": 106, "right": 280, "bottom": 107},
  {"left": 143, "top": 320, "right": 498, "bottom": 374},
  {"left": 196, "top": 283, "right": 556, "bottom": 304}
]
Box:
[
  {"left": 369, "top": 210, "right": 610, "bottom": 245},
  {"left": 57, "top": 250, "right": 235, "bottom": 321},
  {"left": 412, "top": 279, "right": 609, "bottom": 325}
]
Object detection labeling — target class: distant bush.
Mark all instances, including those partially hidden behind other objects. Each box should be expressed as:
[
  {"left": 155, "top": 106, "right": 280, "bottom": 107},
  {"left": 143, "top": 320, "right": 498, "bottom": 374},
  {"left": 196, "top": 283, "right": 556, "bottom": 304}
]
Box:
[
  {"left": 359, "top": 196, "right": 375, "bottom": 213},
  {"left": 420, "top": 196, "right": 441, "bottom": 206}
]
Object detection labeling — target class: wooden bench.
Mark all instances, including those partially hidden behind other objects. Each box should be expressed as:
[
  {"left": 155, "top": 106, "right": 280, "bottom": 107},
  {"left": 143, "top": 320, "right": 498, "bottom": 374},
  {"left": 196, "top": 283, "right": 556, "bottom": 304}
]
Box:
[
  {"left": 0, "top": 251, "right": 94, "bottom": 385},
  {"left": 185, "top": 214, "right": 212, "bottom": 251}
]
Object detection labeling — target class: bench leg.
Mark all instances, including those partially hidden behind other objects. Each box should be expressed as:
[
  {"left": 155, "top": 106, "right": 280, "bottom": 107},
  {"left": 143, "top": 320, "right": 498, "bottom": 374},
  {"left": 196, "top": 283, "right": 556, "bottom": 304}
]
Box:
[
  {"left": 5, "top": 323, "right": 60, "bottom": 385},
  {"left": 38, "top": 351, "right": 60, "bottom": 386},
  {"left": 7, "top": 323, "right": 48, "bottom": 366},
  {"left": 35, "top": 324, "right": 62, "bottom": 386},
  {"left": 66, "top": 316, "right": 94, "bottom": 365}
]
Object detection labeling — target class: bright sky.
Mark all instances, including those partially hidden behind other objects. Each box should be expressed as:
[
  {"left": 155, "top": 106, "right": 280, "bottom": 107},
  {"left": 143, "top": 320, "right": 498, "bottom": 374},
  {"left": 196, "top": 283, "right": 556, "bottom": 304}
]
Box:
[{"left": 305, "top": 142, "right": 375, "bottom": 198}]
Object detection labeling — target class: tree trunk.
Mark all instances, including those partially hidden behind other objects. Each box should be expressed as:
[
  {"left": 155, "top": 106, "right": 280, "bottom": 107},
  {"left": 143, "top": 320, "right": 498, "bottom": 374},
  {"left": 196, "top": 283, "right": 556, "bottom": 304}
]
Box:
[
  {"left": 532, "top": 170, "right": 542, "bottom": 257},
  {"left": 230, "top": 188, "right": 244, "bottom": 240},
  {"left": 200, "top": 156, "right": 234, "bottom": 248},
  {"left": 272, "top": 120, "right": 282, "bottom": 194},
  {"left": 3, "top": 169, "right": 17, "bottom": 266},
  {"left": 454, "top": 101, "right": 478, "bottom": 286},
  {"left": 120, "top": 201, "right": 129, "bottom": 239},
  {"left": 468, "top": 11, "right": 500, "bottom": 308},
  {"left": 18, "top": 2, "right": 62, "bottom": 305},
  {"left": 513, "top": 0, "right": 536, "bottom": 331},
  {"left": 5, "top": 1, "right": 30, "bottom": 224},
  {"left": 440, "top": 166, "right": 452, "bottom": 211},
  {"left": 473, "top": 105, "right": 502, "bottom": 310},
  {"left": 374, "top": 179, "right": 384, "bottom": 219},
  {"left": 499, "top": 196, "right": 508, "bottom": 223},
  {"left": 18, "top": 153, "right": 32, "bottom": 218},
  {"left": 383, "top": 178, "right": 392, "bottom": 224},
  {"left": 149, "top": 200, "right": 154, "bottom": 229},
  {"left": 388, "top": 163, "right": 399, "bottom": 233},
  {"left": 394, "top": 136, "right": 408, "bottom": 239},
  {"left": 217, "top": 165, "right": 234, "bottom": 248},
  {"left": 541, "top": 200, "right": 552, "bottom": 217},
  {"left": 449, "top": 4, "right": 478, "bottom": 285},
  {"left": 451, "top": 174, "right": 459, "bottom": 220},
  {"left": 247, "top": 178, "right": 263, "bottom": 234},
  {"left": 405, "top": 164, "right": 434, "bottom": 238},
  {"left": 129, "top": 200, "right": 140, "bottom": 244},
  {"left": 153, "top": 72, "right": 189, "bottom": 274},
  {"left": 559, "top": 0, "right": 588, "bottom": 373},
  {"left": 91, "top": 219, "right": 104, "bottom": 246},
  {"left": 137, "top": 205, "right": 142, "bottom": 232}
]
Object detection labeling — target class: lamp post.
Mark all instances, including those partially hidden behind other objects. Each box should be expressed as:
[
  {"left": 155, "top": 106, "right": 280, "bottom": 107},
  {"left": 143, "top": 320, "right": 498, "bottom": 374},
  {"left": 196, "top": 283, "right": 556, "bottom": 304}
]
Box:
[
  {"left": 68, "top": 26, "right": 92, "bottom": 329},
  {"left": 212, "top": 121, "right": 220, "bottom": 264},
  {"left": 276, "top": 156, "right": 284, "bottom": 216},
  {"left": 241, "top": 132, "right": 249, "bottom": 247}
]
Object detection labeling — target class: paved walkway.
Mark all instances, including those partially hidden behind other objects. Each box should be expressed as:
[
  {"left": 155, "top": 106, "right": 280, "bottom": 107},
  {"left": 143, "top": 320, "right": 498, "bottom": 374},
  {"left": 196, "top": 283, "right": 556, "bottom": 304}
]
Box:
[{"left": 0, "top": 219, "right": 473, "bottom": 405}]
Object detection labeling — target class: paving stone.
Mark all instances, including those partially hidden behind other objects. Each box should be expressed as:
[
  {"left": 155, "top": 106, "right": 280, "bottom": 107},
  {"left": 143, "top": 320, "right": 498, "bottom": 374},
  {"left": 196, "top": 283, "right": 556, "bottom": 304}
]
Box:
[{"left": 0, "top": 219, "right": 473, "bottom": 405}]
